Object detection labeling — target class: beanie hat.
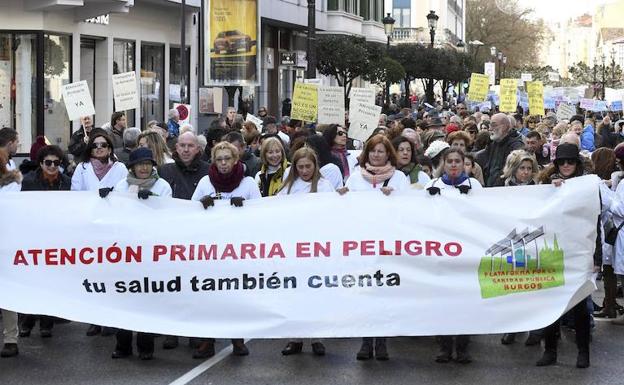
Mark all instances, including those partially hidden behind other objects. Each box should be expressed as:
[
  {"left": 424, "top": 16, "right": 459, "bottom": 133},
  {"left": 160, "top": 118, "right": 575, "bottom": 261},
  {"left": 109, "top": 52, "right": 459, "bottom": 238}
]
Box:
[
  {"left": 445, "top": 123, "right": 460, "bottom": 135},
  {"left": 615, "top": 143, "right": 624, "bottom": 160}
]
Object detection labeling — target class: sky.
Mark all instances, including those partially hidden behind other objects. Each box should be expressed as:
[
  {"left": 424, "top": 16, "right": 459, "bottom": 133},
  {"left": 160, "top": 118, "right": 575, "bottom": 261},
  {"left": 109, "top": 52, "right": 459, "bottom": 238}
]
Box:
[{"left": 514, "top": 0, "right": 610, "bottom": 21}]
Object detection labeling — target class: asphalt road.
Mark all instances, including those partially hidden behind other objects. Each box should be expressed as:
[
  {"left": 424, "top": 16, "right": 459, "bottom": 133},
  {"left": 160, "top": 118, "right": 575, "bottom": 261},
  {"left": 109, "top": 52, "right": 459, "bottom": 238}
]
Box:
[{"left": 1, "top": 314, "right": 624, "bottom": 385}]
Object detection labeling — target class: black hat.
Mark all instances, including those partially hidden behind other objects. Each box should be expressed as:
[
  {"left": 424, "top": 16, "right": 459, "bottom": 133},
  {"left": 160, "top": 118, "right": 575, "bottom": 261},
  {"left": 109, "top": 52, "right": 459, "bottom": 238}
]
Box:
[
  {"left": 569, "top": 114, "right": 584, "bottom": 125},
  {"left": 427, "top": 117, "right": 445, "bottom": 128},
  {"left": 555, "top": 143, "right": 581, "bottom": 162},
  {"left": 128, "top": 147, "right": 156, "bottom": 167}
]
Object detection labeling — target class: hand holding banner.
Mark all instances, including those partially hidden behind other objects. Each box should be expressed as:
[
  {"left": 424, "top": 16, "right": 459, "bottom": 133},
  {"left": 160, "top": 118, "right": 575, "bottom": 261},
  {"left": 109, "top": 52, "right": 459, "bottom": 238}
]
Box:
[
  {"left": 468, "top": 73, "right": 490, "bottom": 102},
  {"left": 348, "top": 101, "right": 381, "bottom": 143},
  {"left": 526, "top": 81, "right": 544, "bottom": 116},
  {"left": 291, "top": 82, "right": 318, "bottom": 122},
  {"left": 61, "top": 81, "right": 96, "bottom": 121},
  {"left": 499, "top": 79, "right": 517, "bottom": 113}
]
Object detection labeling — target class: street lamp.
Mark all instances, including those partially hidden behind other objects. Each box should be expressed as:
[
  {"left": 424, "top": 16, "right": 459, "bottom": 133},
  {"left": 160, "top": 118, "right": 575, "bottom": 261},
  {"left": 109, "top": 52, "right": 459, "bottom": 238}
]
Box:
[
  {"left": 456, "top": 40, "right": 466, "bottom": 49},
  {"left": 611, "top": 47, "right": 617, "bottom": 87},
  {"left": 490, "top": 46, "right": 496, "bottom": 57},
  {"left": 382, "top": 13, "right": 395, "bottom": 106},
  {"left": 502, "top": 56, "right": 507, "bottom": 78},
  {"left": 601, "top": 54, "right": 607, "bottom": 100},
  {"left": 426, "top": 10, "right": 438, "bottom": 48}
]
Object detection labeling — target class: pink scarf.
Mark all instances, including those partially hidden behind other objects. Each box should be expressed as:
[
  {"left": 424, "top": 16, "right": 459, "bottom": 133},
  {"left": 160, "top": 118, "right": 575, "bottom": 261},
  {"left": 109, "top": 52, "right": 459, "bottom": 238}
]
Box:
[
  {"left": 360, "top": 162, "right": 395, "bottom": 188},
  {"left": 331, "top": 145, "right": 350, "bottom": 179},
  {"left": 91, "top": 158, "right": 114, "bottom": 181}
]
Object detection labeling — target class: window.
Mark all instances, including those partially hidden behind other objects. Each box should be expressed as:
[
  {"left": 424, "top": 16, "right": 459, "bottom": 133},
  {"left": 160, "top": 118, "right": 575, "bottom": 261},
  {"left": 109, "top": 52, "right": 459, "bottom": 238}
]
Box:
[
  {"left": 169, "top": 46, "right": 190, "bottom": 108},
  {"left": 360, "top": 0, "right": 369, "bottom": 20},
  {"left": 44, "top": 34, "right": 71, "bottom": 149},
  {"left": 393, "top": 8, "right": 410, "bottom": 28},
  {"left": 0, "top": 33, "right": 37, "bottom": 154},
  {"left": 328, "top": 0, "right": 340, "bottom": 11},
  {"left": 113, "top": 40, "right": 136, "bottom": 127},
  {"left": 140, "top": 43, "right": 164, "bottom": 130}
]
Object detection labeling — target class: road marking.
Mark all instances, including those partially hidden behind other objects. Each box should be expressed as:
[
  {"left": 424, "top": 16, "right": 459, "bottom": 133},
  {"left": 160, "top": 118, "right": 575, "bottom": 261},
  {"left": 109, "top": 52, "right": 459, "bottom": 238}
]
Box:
[{"left": 168, "top": 339, "right": 251, "bottom": 385}]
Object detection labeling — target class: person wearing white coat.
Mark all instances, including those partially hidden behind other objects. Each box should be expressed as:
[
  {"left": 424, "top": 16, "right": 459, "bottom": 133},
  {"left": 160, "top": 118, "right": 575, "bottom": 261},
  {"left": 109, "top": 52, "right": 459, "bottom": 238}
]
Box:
[
  {"left": 0, "top": 148, "right": 21, "bottom": 358},
  {"left": 113, "top": 147, "right": 172, "bottom": 199},
  {"left": 71, "top": 130, "right": 127, "bottom": 192}
]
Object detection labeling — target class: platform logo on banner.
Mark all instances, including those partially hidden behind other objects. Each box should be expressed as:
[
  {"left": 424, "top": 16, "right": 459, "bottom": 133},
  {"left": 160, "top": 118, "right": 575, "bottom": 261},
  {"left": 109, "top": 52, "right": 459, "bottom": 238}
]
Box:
[{"left": 478, "top": 227, "right": 564, "bottom": 299}]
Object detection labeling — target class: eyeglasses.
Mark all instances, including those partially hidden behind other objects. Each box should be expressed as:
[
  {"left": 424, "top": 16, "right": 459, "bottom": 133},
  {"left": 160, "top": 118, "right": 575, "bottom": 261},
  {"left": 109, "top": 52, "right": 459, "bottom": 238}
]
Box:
[
  {"left": 93, "top": 142, "right": 109, "bottom": 149},
  {"left": 555, "top": 159, "right": 576, "bottom": 166},
  {"left": 336, "top": 131, "right": 347, "bottom": 137},
  {"left": 43, "top": 159, "right": 61, "bottom": 167}
]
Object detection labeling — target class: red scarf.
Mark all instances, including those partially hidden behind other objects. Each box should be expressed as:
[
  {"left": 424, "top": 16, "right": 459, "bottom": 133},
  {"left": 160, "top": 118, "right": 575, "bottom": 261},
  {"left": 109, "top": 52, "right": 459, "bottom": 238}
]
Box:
[{"left": 208, "top": 161, "right": 245, "bottom": 193}]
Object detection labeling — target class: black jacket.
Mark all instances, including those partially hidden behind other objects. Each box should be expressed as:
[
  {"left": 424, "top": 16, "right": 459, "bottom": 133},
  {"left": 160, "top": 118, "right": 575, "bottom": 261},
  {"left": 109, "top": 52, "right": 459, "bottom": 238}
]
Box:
[
  {"left": 21, "top": 169, "right": 71, "bottom": 191},
  {"left": 158, "top": 154, "right": 210, "bottom": 200},
  {"left": 478, "top": 129, "right": 525, "bottom": 187},
  {"left": 68, "top": 127, "right": 88, "bottom": 158}
]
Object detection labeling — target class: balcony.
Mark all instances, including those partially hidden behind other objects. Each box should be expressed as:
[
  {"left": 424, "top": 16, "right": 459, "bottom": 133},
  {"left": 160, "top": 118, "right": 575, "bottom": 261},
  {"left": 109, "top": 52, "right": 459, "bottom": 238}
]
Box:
[
  {"left": 392, "top": 27, "right": 463, "bottom": 49},
  {"left": 25, "top": 0, "right": 134, "bottom": 20}
]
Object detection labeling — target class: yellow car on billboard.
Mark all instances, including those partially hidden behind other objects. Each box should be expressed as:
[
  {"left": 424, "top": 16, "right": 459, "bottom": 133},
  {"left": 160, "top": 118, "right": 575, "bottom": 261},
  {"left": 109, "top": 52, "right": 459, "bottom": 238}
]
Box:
[{"left": 213, "top": 30, "right": 254, "bottom": 55}]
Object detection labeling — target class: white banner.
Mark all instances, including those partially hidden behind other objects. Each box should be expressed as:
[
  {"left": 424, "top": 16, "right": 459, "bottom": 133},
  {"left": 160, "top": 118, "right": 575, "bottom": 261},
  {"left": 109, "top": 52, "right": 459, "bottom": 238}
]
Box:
[
  {"left": 318, "top": 86, "right": 345, "bottom": 125},
  {"left": 112, "top": 72, "right": 139, "bottom": 112},
  {"left": 61, "top": 80, "right": 96, "bottom": 121},
  {"left": 0, "top": 177, "right": 599, "bottom": 338}
]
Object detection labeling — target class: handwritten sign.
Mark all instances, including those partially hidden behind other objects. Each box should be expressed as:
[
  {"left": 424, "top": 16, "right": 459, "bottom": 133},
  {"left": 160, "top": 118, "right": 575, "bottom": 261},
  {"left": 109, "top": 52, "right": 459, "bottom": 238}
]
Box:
[
  {"left": 317, "top": 86, "right": 345, "bottom": 125},
  {"left": 349, "top": 87, "right": 375, "bottom": 106},
  {"left": 556, "top": 103, "right": 576, "bottom": 121},
  {"left": 245, "top": 114, "right": 264, "bottom": 130},
  {"left": 291, "top": 82, "right": 318, "bottom": 122},
  {"left": 467, "top": 73, "right": 490, "bottom": 102},
  {"left": 580, "top": 98, "right": 595, "bottom": 110},
  {"left": 499, "top": 79, "right": 517, "bottom": 113},
  {"left": 526, "top": 81, "right": 544, "bottom": 116},
  {"left": 610, "top": 100, "right": 623, "bottom": 111},
  {"left": 61, "top": 80, "right": 96, "bottom": 121},
  {"left": 521, "top": 73, "right": 533, "bottom": 82},
  {"left": 484, "top": 63, "right": 496, "bottom": 86},
  {"left": 112, "top": 72, "right": 139, "bottom": 112},
  {"left": 348, "top": 101, "right": 381, "bottom": 143}
]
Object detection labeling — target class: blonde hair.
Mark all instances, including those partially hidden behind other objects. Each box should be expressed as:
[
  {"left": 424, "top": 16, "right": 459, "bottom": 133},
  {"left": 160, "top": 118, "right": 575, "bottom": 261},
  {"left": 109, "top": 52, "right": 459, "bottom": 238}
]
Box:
[
  {"left": 552, "top": 122, "right": 569, "bottom": 139},
  {"left": 211, "top": 141, "right": 239, "bottom": 164},
  {"left": 280, "top": 147, "right": 321, "bottom": 194},
  {"left": 259, "top": 137, "right": 285, "bottom": 166},
  {"left": 138, "top": 131, "right": 171, "bottom": 167},
  {"left": 501, "top": 149, "right": 539, "bottom": 184}
]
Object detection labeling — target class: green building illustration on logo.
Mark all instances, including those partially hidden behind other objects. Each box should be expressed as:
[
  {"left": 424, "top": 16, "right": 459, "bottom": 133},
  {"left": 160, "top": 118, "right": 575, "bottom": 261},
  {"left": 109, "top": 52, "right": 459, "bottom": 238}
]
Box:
[{"left": 478, "top": 227, "right": 565, "bottom": 299}]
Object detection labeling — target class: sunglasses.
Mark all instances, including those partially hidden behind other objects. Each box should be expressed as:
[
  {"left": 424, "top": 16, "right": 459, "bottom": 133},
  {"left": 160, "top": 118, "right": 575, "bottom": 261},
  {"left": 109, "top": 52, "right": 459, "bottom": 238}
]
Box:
[
  {"left": 336, "top": 131, "right": 347, "bottom": 137},
  {"left": 43, "top": 159, "right": 61, "bottom": 167},
  {"left": 92, "top": 142, "right": 109, "bottom": 149},
  {"left": 555, "top": 159, "right": 576, "bottom": 166}
]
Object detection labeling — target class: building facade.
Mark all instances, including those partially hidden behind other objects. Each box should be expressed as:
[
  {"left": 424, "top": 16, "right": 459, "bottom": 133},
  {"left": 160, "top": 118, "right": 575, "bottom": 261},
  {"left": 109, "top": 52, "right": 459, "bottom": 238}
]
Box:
[{"left": 1, "top": 0, "right": 199, "bottom": 155}]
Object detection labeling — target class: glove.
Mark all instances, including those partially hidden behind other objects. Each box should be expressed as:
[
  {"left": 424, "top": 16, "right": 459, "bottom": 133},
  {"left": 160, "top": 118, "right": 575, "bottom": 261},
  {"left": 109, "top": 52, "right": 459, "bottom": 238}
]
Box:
[
  {"left": 200, "top": 195, "right": 214, "bottom": 209},
  {"left": 456, "top": 185, "right": 471, "bottom": 195},
  {"left": 99, "top": 187, "right": 113, "bottom": 198},
  {"left": 426, "top": 186, "right": 441, "bottom": 196},
  {"left": 230, "top": 197, "right": 245, "bottom": 207},
  {"left": 138, "top": 190, "right": 154, "bottom": 200}
]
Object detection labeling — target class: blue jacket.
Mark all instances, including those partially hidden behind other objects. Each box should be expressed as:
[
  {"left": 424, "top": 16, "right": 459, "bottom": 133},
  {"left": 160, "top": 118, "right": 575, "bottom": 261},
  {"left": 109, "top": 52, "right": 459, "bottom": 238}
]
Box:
[
  {"left": 167, "top": 119, "right": 180, "bottom": 138},
  {"left": 581, "top": 124, "right": 595, "bottom": 152}
]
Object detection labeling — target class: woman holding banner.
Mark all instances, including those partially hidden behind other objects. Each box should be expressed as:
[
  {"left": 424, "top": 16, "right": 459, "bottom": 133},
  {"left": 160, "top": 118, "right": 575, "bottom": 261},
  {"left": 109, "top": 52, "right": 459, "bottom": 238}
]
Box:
[
  {"left": 0, "top": 148, "right": 21, "bottom": 358},
  {"left": 391, "top": 136, "right": 430, "bottom": 187},
  {"left": 341, "top": 135, "right": 408, "bottom": 199},
  {"left": 536, "top": 143, "right": 591, "bottom": 368},
  {"left": 255, "top": 137, "right": 289, "bottom": 197}
]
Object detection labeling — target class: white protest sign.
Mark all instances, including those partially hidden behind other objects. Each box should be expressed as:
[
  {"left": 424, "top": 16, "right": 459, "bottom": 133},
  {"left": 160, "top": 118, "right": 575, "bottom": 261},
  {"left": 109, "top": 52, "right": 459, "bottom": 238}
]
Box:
[
  {"left": 348, "top": 101, "right": 381, "bottom": 143},
  {"left": 317, "top": 86, "right": 345, "bottom": 125},
  {"left": 521, "top": 73, "right": 533, "bottom": 82},
  {"left": 349, "top": 87, "right": 376, "bottom": 106},
  {"left": 112, "top": 72, "right": 139, "bottom": 112},
  {"left": 580, "top": 98, "right": 595, "bottom": 110},
  {"left": 548, "top": 72, "right": 560, "bottom": 82},
  {"left": 556, "top": 104, "right": 576, "bottom": 121},
  {"left": 245, "top": 114, "right": 264, "bottom": 130},
  {"left": 484, "top": 62, "right": 496, "bottom": 85},
  {"left": 0, "top": 176, "right": 599, "bottom": 338},
  {"left": 61, "top": 80, "right": 95, "bottom": 121}
]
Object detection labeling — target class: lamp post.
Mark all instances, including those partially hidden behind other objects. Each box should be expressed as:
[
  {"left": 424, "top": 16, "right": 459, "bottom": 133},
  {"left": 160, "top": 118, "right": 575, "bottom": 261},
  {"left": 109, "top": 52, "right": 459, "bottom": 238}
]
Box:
[
  {"left": 306, "top": 0, "right": 317, "bottom": 79},
  {"left": 179, "top": 0, "right": 187, "bottom": 105},
  {"left": 601, "top": 54, "right": 606, "bottom": 100},
  {"left": 611, "top": 47, "right": 617, "bottom": 87},
  {"left": 426, "top": 10, "right": 438, "bottom": 104},
  {"left": 496, "top": 50, "right": 503, "bottom": 85},
  {"left": 382, "top": 13, "right": 395, "bottom": 106},
  {"left": 593, "top": 57, "right": 598, "bottom": 98},
  {"left": 490, "top": 46, "right": 497, "bottom": 84},
  {"left": 502, "top": 55, "right": 507, "bottom": 78}
]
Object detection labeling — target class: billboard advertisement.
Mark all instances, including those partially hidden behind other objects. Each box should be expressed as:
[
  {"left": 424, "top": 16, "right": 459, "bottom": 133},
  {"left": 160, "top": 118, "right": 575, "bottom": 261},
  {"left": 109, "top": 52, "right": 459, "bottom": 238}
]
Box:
[{"left": 204, "top": 0, "right": 260, "bottom": 86}]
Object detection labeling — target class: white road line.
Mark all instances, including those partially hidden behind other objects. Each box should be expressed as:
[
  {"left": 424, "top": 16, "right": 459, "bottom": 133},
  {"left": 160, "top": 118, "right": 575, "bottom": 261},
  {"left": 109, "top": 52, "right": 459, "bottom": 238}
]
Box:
[{"left": 168, "top": 339, "right": 251, "bottom": 385}]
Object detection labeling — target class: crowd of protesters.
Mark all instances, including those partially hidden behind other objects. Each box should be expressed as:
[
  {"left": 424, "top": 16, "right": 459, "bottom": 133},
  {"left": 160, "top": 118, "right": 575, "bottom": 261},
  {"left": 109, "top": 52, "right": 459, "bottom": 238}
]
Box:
[{"left": 2, "top": 100, "right": 624, "bottom": 369}]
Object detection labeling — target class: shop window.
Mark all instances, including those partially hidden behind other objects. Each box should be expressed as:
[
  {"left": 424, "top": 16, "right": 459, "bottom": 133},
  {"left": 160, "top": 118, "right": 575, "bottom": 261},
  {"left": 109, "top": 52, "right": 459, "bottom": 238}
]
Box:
[
  {"left": 140, "top": 43, "right": 164, "bottom": 130},
  {"left": 113, "top": 39, "right": 136, "bottom": 127},
  {"left": 169, "top": 46, "right": 190, "bottom": 108},
  {"left": 44, "top": 34, "right": 71, "bottom": 150},
  {"left": 0, "top": 33, "right": 37, "bottom": 154}
]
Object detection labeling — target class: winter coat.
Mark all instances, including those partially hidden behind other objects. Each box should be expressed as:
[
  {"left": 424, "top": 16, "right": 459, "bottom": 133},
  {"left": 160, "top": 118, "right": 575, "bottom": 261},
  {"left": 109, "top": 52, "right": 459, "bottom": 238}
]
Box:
[
  {"left": 21, "top": 169, "right": 71, "bottom": 191},
  {"left": 581, "top": 124, "right": 595, "bottom": 152},
  {"left": 70, "top": 161, "right": 127, "bottom": 191},
  {"left": 479, "top": 129, "right": 525, "bottom": 187},
  {"left": 68, "top": 127, "right": 88, "bottom": 158},
  {"left": 158, "top": 154, "right": 210, "bottom": 200}
]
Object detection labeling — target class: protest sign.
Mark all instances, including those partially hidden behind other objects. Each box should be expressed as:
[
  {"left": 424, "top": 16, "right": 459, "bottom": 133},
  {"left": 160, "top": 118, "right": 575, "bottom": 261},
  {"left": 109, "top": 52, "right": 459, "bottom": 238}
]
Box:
[
  {"left": 349, "top": 87, "right": 376, "bottom": 106},
  {"left": 544, "top": 97, "right": 556, "bottom": 110},
  {"left": 556, "top": 103, "right": 576, "bottom": 121},
  {"left": 468, "top": 73, "right": 490, "bottom": 102},
  {"left": 61, "top": 81, "right": 96, "bottom": 121},
  {"left": 526, "top": 81, "right": 544, "bottom": 116},
  {"left": 484, "top": 63, "right": 496, "bottom": 85},
  {"left": 347, "top": 101, "right": 381, "bottom": 143},
  {"left": 592, "top": 100, "right": 608, "bottom": 112},
  {"left": 580, "top": 98, "right": 595, "bottom": 110},
  {"left": 245, "top": 113, "right": 264, "bottom": 130},
  {"left": 112, "top": 72, "right": 139, "bottom": 112},
  {"left": 610, "top": 100, "right": 623, "bottom": 111},
  {"left": 499, "top": 79, "right": 517, "bottom": 113},
  {"left": 291, "top": 82, "right": 318, "bottom": 122},
  {"left": 317, "top": 86, "right": 345, "bottom": 125},
  {"left": 521, "top": 73, "right": 533, "bottom": 82},
  {"left": 0, "top": 176, "right": 599, "bottom": 337},
  {"left": 478, "top": 101, "right": 492, "bottom": 112}
]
